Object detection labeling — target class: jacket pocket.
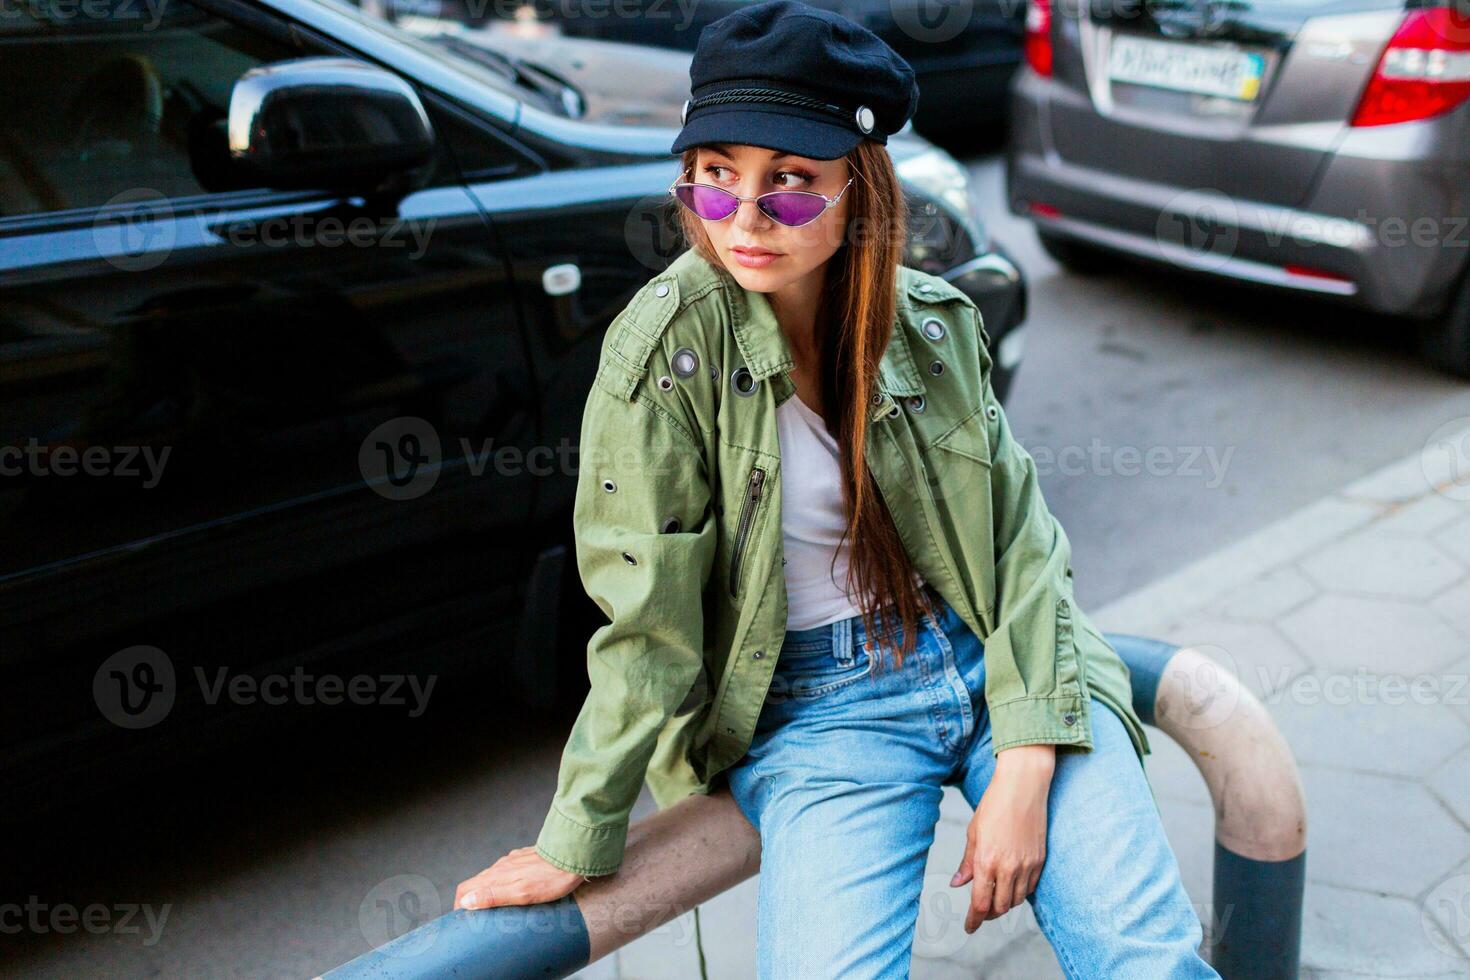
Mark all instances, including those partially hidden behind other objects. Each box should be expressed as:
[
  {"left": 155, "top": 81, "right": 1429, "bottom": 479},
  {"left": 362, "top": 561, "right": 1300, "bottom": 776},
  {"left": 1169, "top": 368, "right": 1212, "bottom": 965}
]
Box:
[
  {"left": 922, "top": 409, "right": 997, "bottom": 616},
  {"left": 729, "top": 465, "right": 767, "bottom": 599},
  {"left": 929, "top": 408, "right": 993, "bottom": 468}
]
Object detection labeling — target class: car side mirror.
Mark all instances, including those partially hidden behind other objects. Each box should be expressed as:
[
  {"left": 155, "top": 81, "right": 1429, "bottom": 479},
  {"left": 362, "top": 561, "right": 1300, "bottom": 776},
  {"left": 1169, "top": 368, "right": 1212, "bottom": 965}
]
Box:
[{"left": 228, "top": 56, "right": 435, "bottom": 195}]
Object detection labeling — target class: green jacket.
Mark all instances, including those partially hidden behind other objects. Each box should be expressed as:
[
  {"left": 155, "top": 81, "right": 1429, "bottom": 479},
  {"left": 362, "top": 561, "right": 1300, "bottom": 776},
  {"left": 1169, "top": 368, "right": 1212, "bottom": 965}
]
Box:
[{"left": 535, "top": 246, "right": 1152, "bottom": 877}]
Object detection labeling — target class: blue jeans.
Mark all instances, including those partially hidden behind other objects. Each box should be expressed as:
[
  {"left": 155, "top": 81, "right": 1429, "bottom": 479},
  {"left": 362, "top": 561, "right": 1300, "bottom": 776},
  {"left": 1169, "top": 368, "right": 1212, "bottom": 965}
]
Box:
[{"left": 724, "top": 589, "right": 1221, "bottom": 979}]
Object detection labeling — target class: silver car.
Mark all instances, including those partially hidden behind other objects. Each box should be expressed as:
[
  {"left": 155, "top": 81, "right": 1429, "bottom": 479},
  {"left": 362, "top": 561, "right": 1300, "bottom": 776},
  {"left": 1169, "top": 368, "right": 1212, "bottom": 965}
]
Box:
[{"left": 1005, "top": 0, "right": 1470, "bottom": 375}]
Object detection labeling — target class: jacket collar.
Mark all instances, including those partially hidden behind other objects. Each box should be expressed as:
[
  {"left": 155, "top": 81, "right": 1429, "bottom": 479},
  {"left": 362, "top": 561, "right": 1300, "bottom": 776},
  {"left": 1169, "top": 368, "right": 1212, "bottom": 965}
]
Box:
[{"left": 686, "top": 249, "right": 927, "bottom": 398}]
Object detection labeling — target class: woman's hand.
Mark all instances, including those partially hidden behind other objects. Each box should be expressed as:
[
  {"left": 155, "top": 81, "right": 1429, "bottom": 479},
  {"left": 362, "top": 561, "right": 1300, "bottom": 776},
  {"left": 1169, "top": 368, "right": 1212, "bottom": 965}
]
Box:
[
  {"left": 951, "top": 743, "right": 1055, "bottom": 933},
  {"left": 454, "top": 846, "right": 587, "bottom": 910}
]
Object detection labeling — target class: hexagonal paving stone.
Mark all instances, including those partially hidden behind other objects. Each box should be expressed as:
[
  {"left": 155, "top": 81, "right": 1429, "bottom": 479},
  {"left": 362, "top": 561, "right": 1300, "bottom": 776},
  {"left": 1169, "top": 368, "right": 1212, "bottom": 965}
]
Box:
[
  {"left": 1267, "top": 681, "right": 1470, "bottom": 779},
  {"left": 1300, "top": 531, "right": 1464, "bottom": 599},
  {"left": 616, "top": 876, "right": 758, "bottom": 980},
  {"left": 1431, "top": 584, "right": 1470, "bottom": 642},
  {"left": 1156, "top": 798, "right": 1216, "bottom": 914},
  {"left": 1450, "top": 657, "right": 1470, "bottom": 727},
  {"left": 1208, "top": 565, "right": 1320, "bottom": 622},
  {"left": 1280, "top": 594, "right": 1468, "bottom": 676},
  {"left": 1301, "top": 880, "right": 1470, "bottom": 976},
  {"left": 1143, "top": 731, "right": 1213, "bottom": 808},
  {"left": 1439, "top": 516, "right": 1470, "bottom": 570},
  {"left": 1374, "top": 492, "right": 1468, "bottom": 537},
  {"left": 1299, "top": 766, "right": 1470, "bottom": 898},
  {"left": 1429, "top": 742, "right": 1470, "bottom": 829}
]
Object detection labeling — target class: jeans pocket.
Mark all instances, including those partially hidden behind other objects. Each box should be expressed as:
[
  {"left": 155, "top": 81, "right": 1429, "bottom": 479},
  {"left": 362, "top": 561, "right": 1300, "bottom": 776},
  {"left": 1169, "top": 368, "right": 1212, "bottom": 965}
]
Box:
[{"left": 766, "top": 649, "right": 874, "bottom": 704}]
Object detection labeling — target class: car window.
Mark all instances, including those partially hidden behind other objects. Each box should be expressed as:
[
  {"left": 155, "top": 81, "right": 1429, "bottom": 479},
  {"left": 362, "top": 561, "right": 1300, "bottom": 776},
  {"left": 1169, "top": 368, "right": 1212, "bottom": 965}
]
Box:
[{"left": 0, "top": 0, "right": 301, "bottom": 217}]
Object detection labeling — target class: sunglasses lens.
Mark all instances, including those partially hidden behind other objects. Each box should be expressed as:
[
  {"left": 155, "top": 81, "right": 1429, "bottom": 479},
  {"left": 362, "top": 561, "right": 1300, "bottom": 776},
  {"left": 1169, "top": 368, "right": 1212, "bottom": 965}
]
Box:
[
  {"left": 674, "top": 184, "right": 739, "bottom": 221},
  {"left": 759, "top": 193, "right": 827, "bottom": 227}
]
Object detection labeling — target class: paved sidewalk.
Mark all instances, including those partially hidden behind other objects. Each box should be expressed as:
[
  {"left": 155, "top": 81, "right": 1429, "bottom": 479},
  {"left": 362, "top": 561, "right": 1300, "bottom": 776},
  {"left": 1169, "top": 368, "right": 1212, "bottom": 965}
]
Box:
[{"left": 582, "top": 425, "right": 1470, "bottom": 979}]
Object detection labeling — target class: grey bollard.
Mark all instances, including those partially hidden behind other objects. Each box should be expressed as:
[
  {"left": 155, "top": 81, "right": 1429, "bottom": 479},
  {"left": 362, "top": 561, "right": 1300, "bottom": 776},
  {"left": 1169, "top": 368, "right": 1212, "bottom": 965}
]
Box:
[
  {"left": 1110, "top": 633, "right": 1307, "bottom": 979},
  {"left": 321, "top": 634, "right": 1305, "bottom": 979}
]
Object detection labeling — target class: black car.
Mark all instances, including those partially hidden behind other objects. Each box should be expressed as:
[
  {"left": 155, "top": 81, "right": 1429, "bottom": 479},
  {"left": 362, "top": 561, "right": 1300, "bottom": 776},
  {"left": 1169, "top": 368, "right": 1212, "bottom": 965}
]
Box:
[
  {"left": 378, "top": 0, "right": 1027, "bottom": 141},
  {"left": 0, "top": 0, "right": 1026, "bottom": 812}
]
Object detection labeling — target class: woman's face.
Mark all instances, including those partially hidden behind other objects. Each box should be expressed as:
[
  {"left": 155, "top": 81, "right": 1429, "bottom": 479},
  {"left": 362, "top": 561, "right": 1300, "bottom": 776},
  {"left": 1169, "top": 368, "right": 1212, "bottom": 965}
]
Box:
[{"left": 688, "top": 143, "right": 851, "bottom": 294}]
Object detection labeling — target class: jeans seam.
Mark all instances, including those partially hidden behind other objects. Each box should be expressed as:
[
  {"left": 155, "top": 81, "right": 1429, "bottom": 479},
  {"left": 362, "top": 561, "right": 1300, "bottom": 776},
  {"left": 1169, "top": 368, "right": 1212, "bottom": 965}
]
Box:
[{"left": 924, "top": 604, "right": 973, "bottom": 754}]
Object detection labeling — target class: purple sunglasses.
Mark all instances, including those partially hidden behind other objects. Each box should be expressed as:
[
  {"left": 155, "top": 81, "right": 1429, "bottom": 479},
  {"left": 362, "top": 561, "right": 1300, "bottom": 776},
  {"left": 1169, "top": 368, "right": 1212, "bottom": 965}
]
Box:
[{"left": 668, "top": 170, "right": 855, "bottom": 228}]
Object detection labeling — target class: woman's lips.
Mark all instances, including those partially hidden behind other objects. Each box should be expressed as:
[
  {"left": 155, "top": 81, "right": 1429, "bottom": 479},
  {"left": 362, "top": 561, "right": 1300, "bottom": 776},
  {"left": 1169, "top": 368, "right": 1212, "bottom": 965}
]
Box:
[{"left": 731, "top": 247, "right": 781, "bottom": 269}]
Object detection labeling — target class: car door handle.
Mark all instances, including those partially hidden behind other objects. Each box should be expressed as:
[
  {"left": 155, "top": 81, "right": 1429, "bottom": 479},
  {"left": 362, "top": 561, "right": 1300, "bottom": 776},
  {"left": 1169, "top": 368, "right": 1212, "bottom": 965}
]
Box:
[{"left": 542, "top": 263, "right": 581, "bottom": 296}]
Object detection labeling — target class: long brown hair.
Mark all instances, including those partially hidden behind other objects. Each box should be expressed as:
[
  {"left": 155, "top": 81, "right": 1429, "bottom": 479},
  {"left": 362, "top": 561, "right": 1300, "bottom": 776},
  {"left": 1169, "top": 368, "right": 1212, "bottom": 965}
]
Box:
[{"left": 673, "top": 141, "right": 937, "bottom": 671}]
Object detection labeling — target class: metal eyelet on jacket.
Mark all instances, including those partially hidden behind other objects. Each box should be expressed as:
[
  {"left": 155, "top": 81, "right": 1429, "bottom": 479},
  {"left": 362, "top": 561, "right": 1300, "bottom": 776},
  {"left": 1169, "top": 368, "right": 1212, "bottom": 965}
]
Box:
[
  {"left": 886, "top": 404, "right": 901, "bottom": 419},
  {"left": 672, "top": 347, "right": 699, "bottom": 378},
  {"left": 730, "top": 366, "right": 760, "bottom": 397},
  {"left": 907, "top": 395, "right": 925, "bottom": 413},
  {"left": 660, "top": 516, "right": 682, "bottom": 533},
  {"left": 709, "top": 364, "right": 718, "bottom": 380},
  {"left": 602, "top": 479, "right": 617, "bottom": 493},
  {"left": 929, "top": 359, "right": 945, "bottom": 376},
  {"left": 621, "top": 552, "right": 637, "bottom": 565},
  {"left": 986, "top": 403, "right": 999, "bottom": 421},
  {"left": 657, "top": 375, "right": 674, "bottom": 391},
  {"left": 871, "top": 391, "right": 882, "bottom": 405},
  {"left": 921, "top": 317, "right": 945, "bottom": 341}
]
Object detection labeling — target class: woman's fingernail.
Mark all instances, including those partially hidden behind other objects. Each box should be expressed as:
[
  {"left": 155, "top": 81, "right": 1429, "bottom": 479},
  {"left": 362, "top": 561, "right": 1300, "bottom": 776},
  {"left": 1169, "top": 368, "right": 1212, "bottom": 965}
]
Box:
[
  {"left": 460, "top": 892, "right": 477, "bottom": 909},
  {"left": 949, "top": 871, "right": 961, "bottom": 887}
]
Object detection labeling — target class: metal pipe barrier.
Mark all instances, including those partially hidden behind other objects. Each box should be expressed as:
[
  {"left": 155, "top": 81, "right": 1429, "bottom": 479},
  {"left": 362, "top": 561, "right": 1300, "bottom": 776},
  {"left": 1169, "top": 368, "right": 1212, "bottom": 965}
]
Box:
[{"left": 320, "top": 633, "right": 1306, "bottom": 979}]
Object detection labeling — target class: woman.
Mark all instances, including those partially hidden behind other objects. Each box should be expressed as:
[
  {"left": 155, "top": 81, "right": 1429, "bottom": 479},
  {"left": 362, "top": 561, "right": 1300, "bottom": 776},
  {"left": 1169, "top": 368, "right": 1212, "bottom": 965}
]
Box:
[{"left": 455, "top": 2, "right": 1221, "bottom": 976}]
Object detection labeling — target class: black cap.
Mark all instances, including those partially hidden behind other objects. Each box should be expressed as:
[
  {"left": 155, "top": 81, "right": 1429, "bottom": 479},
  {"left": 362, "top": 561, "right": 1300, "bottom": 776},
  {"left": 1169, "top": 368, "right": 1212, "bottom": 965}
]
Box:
[{"left": 670, "top": 0, "right": 920, "bottom": 161}]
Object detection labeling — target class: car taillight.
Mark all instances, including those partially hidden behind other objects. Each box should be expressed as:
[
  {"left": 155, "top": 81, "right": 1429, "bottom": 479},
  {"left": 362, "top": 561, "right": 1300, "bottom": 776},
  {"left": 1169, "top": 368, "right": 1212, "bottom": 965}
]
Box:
[
  {"left": 1351, "top": 7, "right": 1470, "bottom": 126},
  {"left": 1025, "top": 0, "right": 1054, "bottom": 77}
]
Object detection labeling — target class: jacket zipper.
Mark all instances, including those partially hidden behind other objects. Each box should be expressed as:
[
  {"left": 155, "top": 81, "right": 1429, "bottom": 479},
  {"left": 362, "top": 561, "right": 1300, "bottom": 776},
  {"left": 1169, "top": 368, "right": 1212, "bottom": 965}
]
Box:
[{"left": 729, "top": 466, "right": 766, "bottom": 598}]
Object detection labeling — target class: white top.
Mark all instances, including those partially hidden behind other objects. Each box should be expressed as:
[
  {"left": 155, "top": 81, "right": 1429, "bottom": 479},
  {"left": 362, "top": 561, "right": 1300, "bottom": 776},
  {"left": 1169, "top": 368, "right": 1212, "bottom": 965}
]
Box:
[{"left": 776, "top": 392, "right": 924, "bottom": 631}]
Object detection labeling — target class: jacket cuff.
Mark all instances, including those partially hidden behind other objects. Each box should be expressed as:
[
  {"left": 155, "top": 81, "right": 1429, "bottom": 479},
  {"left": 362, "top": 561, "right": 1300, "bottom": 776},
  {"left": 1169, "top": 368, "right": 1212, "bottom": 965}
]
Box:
[
  {"left": 988, "top": 693, "right": 1094, "bottom": 755},
  {"left": 535, "top": 805, "right": 628, "bottom": 877}
]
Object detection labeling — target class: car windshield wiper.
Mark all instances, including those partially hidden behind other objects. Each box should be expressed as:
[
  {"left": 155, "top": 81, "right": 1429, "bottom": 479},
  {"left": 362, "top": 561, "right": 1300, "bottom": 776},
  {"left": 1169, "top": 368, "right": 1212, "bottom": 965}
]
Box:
[{"left": 430, "top": 35, "right": 582, "bottom": 116}]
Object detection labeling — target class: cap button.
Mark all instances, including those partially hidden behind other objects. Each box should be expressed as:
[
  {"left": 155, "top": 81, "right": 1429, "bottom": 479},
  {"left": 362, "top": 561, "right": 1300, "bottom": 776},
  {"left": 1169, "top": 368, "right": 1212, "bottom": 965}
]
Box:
[{"left": 855, "top": 105, "right": 875, "bottom": 134}]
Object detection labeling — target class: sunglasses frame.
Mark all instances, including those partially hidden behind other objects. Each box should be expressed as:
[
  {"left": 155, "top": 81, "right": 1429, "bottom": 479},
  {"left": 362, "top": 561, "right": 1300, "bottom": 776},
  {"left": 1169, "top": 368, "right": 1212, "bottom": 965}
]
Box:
[{"left": 667, "top": 170, "right": 855, "bottom": 228}]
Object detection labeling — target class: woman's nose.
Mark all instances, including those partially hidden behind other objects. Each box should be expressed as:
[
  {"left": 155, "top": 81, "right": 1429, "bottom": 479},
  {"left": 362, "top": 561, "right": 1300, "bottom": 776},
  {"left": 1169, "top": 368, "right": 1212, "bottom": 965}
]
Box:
[{"left": 733, "top": 193, "right": 771, "bottom": 231}]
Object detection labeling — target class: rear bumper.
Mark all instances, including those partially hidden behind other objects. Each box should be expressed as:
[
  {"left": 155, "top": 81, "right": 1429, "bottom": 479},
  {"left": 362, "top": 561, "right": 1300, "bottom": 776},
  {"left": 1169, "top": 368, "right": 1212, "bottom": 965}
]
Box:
[{"left": 1005, "top": 70, "right": 1469, "bottom": 318}]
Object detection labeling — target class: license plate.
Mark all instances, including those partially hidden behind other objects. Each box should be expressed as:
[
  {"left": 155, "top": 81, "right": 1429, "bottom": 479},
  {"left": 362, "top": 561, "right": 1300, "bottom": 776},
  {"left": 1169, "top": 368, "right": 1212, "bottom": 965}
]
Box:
[{"left": 1108, "top": 34, "right": 1265, "bottom": 102}]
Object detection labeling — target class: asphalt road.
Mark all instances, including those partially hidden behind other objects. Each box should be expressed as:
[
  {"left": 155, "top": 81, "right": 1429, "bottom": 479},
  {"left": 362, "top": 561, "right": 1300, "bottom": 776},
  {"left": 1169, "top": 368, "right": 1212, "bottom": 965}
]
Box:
[{"left": 6, "top": 149, "right": 1470, "bottom": 979}]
